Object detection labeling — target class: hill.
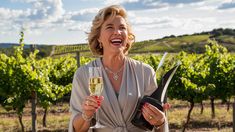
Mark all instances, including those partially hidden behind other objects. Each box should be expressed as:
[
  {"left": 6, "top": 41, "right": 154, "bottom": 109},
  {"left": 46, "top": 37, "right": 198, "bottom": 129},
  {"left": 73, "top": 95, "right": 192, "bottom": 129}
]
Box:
[
  {"left": 131, "top": 28, "right": 235, "bottom": 54},
  {"left": 1, "top": 28, "right": 234, "bottom": 57},
  {"left": 0, "top": 43, "right": 53, "bottom": 58}
]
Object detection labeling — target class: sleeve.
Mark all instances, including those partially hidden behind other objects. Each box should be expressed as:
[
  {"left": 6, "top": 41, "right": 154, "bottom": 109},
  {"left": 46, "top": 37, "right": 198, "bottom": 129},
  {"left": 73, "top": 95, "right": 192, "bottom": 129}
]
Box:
[{"left": 68, "top": 66, "right": 89, "bottom": 132}]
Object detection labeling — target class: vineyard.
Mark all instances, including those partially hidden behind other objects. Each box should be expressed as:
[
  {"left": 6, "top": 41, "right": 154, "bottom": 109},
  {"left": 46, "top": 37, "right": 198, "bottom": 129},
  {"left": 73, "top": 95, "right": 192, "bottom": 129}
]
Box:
[{"left": 0, "top": 31, "right": 234, "bottom": 131}]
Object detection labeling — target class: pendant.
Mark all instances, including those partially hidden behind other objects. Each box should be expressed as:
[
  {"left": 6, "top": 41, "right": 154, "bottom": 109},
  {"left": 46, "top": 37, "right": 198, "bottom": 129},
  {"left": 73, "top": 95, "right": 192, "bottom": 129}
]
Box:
[{"left": 113, "top": 74, "right": 119, "bottom": 80}]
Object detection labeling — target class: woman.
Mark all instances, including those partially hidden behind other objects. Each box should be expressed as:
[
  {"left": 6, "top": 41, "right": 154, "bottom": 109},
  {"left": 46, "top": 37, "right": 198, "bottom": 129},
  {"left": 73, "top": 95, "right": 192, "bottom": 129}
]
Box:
[{"left": 69, "top": 5, "right": 167, "bottom": 132}]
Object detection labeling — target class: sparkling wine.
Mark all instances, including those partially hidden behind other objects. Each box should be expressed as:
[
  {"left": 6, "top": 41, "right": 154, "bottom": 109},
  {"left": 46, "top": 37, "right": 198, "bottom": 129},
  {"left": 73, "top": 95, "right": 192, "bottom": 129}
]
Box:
[{"left": 89, "top": 77, "right": 103, "bottom": 95}]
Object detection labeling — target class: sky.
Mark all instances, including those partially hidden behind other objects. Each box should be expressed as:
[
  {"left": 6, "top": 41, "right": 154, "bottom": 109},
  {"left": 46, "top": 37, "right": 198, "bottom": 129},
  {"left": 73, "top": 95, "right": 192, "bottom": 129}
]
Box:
[{"left": 0, "top": 0, "right": 235, "bottom": 45}]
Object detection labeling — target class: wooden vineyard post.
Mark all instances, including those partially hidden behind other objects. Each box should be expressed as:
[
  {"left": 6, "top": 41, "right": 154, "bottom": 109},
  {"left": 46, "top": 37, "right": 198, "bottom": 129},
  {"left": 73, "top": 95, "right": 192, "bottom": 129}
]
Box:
[{"left": 76, "top": 51, "right": 80, "bottom": 67}]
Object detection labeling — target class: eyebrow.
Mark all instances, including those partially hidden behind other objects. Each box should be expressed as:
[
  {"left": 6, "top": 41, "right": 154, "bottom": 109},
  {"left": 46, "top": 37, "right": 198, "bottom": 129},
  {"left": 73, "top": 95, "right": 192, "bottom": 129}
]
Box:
[
  {"left": 104, "top": 23, "right": 127, "bottom": 27},
  {"left": 104, "top": 24, "right": 113, "bottom": 27}
]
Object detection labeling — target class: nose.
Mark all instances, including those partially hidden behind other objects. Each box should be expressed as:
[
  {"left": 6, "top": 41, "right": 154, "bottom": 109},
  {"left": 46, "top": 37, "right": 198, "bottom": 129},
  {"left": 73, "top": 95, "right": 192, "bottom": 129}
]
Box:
[{"left": 113, "top": 28, "right": 121, "bottom": 35}]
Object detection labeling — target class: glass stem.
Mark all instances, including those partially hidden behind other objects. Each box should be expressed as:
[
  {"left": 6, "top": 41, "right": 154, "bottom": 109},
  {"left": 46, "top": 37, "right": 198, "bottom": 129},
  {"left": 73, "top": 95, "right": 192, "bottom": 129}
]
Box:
[{"left": 96, "top": 108, "right": 100, "bottom": 125}]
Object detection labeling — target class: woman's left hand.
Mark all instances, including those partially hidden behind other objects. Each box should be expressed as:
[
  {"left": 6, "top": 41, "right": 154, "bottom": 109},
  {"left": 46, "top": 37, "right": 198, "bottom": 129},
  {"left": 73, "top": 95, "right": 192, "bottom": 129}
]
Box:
[{"left": 142, "top": 103, "right": 165, "bottom": 126}]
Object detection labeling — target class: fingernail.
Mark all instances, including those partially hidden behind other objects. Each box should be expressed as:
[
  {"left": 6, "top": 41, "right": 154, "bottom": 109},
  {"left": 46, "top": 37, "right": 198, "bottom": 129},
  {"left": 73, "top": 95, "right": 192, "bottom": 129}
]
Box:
[
  {"left": 144, "top": 103, "right": 148, "bottom": 107},
  {"left": 146, "top": 103, "right": 150, "bottom": 106}
]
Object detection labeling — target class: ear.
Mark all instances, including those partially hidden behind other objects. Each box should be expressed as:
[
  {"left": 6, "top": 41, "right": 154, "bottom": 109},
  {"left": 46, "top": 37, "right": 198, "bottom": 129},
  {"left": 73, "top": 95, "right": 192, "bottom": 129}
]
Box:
[{"left": 97, "top": 38, "right": 101, "bottom": 43}]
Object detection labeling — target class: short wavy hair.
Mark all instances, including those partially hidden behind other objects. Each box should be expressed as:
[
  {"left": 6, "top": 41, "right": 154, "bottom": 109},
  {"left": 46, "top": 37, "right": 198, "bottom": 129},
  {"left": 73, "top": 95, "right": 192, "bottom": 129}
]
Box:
[{"left": 88, "top": 5, "right": 135, "bottom": 56}]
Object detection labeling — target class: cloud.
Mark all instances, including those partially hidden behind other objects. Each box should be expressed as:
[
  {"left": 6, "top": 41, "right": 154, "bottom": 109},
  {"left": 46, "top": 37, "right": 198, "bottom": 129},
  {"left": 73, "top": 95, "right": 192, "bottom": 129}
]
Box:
[
  {"left": 0, "top": 0, "right": 67, "bottom": 34},
  {"left": 104, "top": 0, "right": 139, "bottom": 5},
  {"left": 218, "top": 1, "right": 235, "bottom": 10},
  {"left": 27, "top": 0, "right": 65, "bottom": 22},
  {"left": 196, "top": 5, "right": 217, "bottom": 11},
  {"left": 128, "top": 8, "right": 218, "bottom": 34},
  {"left": 0, "top": 8, "right": 26, "bottom": 20},
  {"left": 219, "top": 20, "right": 235, "bottom": 28},
  {"left": 129, "top": 14, "right": 182, "bottom": 32},
  {"left": 130, "top": 16, "right": 176, "bottom": 26},
  {"left": 1, "top": 0, "right": 99, "bottom": 38},
  {"left": 6, "top": 0, "right": 65, "bottom": 23},
  {"left": 160, "top": 0, "right": 203, "bottom": 5},
  {"left": 104, "top": 0, "right": 205, "bottom": 11},
  {"left": 68, "top": 22, "right": 92, "bottom": 32},
  {"left": 0, "top": 7, "right": 28, "bottom": 34},
  {"left": 122, "top": 1, "right": 169, "bottom": 10},
  {"left": 68, "top": 8, "right": 99, "bottom": 22}
]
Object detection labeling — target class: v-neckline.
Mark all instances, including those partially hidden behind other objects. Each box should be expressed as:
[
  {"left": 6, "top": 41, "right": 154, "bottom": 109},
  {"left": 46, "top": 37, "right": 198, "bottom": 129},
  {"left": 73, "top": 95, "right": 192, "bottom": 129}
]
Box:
[
  {"left": 97, "top": 58, "right": 127, "bottom": 122},
  {"left": 99, "top": 58, "right": 126, "bottom": 96}
]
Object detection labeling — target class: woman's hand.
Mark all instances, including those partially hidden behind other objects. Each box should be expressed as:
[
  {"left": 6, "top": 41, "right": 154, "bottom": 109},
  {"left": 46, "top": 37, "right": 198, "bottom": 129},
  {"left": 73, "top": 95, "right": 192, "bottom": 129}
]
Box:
[
  {"left": 142, "top": 103, "right": 165, "bottom": 127},
  {"left": 82, "top": 95, "right": 104, "bottom": 119}
]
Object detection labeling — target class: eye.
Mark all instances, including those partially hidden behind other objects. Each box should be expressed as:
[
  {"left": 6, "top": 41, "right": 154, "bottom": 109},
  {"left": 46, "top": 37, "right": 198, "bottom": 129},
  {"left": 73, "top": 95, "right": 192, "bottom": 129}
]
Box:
[
  {"left": 120, "top": 26, "right": 127, "bottom": 30},
  {"left": 105, "top": 26, "right": 113, "bottom": 29}
]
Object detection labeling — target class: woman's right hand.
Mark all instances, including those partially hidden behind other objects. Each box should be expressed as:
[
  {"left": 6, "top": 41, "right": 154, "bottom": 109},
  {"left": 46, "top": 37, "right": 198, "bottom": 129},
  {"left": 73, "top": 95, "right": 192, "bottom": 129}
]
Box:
[{"left": 82, "top": 95, "right": 104, "bottom": 118}]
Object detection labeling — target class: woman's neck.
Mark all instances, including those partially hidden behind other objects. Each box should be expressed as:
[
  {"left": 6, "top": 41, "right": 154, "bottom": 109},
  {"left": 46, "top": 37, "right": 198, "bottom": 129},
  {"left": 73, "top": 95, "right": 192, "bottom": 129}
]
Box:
[{"left": 102, "top": 54, "right": 126, "bottom": 72}]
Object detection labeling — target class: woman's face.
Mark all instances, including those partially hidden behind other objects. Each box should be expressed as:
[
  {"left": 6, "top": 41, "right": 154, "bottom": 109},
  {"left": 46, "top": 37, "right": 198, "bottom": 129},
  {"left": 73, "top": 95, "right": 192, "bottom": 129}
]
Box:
[{"left": 98, "top": 15, "right": 128, "bottom": 55}]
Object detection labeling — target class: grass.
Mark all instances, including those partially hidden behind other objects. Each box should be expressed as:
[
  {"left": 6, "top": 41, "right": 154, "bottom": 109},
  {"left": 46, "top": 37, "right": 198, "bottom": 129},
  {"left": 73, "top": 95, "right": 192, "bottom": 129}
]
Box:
[
  {"left": 163, "top": 34, "right": 210, "bottom": 44},
  {"left": 168, "top": 99, "right": 233, "bottom": 131},
  {"left": 0, "top": 100, "right": 233, "bottom": 131},
  {"left": 0, "top": 102, "right": 70, "bottom": 132},
  {"left": 129, "top": 34, "right": 212, "bottom": 53}
]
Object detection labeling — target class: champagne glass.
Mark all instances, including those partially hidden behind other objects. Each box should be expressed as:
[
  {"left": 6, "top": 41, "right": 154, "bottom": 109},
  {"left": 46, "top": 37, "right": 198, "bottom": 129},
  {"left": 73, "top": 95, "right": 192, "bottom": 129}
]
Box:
[{"left": 88, "top": 67, "right": 105, "bottom": 128}]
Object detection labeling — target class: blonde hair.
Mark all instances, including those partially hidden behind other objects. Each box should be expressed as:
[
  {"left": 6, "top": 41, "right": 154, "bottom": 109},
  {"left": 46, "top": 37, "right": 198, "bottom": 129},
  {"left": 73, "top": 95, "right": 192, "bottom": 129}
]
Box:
[{"left": 88, "top": 5, "right": 135, "bottom": 56}]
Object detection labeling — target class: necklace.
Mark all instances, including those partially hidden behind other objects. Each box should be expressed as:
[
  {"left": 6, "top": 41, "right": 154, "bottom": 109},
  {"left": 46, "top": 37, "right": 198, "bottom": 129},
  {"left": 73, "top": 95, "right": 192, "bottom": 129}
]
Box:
[{"left": 105, "top": 65, "right": 124, "bottom": 81}]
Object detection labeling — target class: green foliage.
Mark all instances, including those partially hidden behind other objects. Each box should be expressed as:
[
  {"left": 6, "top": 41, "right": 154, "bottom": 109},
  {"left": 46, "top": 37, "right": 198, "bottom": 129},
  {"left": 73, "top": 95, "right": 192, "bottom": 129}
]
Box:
[
  {"left": 0, "top": 31, "right": 83, "bottom": 129},
  {"left": 80, "top": 56, "right": 95, "bottom": 65},
  {"left": 132, "top": 54, "right": 161, "bottom": 70},
  {"left": 167, "top": 52, "right": 207, "bottom": 103},
  {"left": 168, "top": 39, "right": 234, "bottom": 105},
  {"left": 35, "top": 55, "right": 79, "bottom": 109},
  {"left": 0, "top": 31, "right": 41, "bottom": 115},
  {"left": 203, "top": 40, "right": 235, "bottom": 101}
]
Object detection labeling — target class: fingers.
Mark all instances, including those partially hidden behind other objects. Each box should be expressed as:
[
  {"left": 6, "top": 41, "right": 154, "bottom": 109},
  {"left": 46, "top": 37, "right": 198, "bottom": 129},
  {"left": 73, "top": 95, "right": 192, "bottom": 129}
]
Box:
[
  {"left": 142, "top": 103, "right": 158, "bottom": 125},
  {"left": 163, "top": 103, "right": 171, "bottom": 111},
  {"left": 142, "top": 103, "right": 165, "bottom": 126},
  {"left": 83, "top": 96, "right": 100, "bottom": 110},
  {"left": 98, "top": 95, "right": 104, "bottom": 101},
  {"left": 82, "top": 95, "right": 104, "bottom": 117},
  {"left": 148, "top": 103, "right": 164, "bottom": 115},
  {"left": 85, "top": 96, "right": 99, "bottom": 108}
]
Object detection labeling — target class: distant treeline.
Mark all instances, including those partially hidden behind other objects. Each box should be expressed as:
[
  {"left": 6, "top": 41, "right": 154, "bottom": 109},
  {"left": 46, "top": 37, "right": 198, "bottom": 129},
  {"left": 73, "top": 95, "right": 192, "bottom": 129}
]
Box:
[
  {"left": 162, "top": 28, "right": 235, "bottom": 38},
  {"left": 0, "top": 44, "right": 53, "bottom": 58}
]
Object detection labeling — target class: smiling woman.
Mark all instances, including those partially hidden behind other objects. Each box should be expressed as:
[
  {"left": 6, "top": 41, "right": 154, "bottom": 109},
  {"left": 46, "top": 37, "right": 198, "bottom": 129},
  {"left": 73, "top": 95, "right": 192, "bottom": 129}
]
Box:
[{"left": 68, "top": 5, "right": 167, "bottom": 132}]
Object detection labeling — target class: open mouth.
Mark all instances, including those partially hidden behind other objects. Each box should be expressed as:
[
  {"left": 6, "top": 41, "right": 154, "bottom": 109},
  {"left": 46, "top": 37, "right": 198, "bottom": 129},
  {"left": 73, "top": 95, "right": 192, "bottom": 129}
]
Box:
[{"left": 110, "top": 38, "right": 122, "bottom": 45}]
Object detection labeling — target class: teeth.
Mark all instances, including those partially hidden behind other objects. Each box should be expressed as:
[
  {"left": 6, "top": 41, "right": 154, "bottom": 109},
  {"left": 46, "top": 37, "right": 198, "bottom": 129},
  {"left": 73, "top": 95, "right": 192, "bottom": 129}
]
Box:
[{"left": 111, "top": 39, "right": 122, "bottom": 43}]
